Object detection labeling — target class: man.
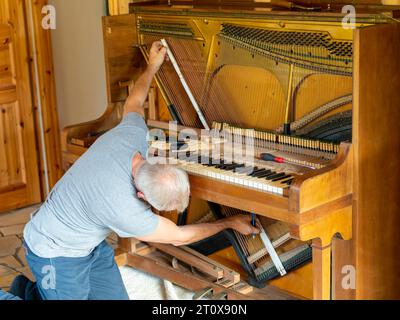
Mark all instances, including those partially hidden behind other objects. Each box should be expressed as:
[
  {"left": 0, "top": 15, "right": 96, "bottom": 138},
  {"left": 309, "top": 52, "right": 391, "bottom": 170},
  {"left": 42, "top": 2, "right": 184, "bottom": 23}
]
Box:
[{"left": 23, "top": 41, "right": 259, "bottom": 300}]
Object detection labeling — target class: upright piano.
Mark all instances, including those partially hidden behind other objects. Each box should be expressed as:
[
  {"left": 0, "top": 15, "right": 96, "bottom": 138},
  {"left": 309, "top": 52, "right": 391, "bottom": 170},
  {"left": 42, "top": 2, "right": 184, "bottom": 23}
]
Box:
[{"left": 62, "top": 1, "right": 400, "bottom": 300}]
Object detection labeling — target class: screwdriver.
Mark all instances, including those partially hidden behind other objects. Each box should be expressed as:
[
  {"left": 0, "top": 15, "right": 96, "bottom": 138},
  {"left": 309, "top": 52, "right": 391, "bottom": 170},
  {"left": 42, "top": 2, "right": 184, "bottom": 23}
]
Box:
[
  {"left": 252, "top": 212, "right": 256, "bottom": 239},
  {"left": 260, "top": 153, "right": 316, "bottom": 169}
]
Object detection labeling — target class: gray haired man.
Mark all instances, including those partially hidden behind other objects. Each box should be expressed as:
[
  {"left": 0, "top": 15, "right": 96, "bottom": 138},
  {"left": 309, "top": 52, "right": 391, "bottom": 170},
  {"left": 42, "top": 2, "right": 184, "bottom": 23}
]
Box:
[{"left": 23, "top": 41, "right": 259, "bottom": 300}]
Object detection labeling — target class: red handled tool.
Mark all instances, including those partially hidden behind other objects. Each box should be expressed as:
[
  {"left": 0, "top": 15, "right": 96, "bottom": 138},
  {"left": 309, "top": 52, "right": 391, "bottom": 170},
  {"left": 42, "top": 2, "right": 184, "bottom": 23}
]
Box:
[
  {"left": 260, "top": 153, "right": 316, "bottom": 169},
  {"left": 260, "top": 153, "right": 285, "bottom": 164}
]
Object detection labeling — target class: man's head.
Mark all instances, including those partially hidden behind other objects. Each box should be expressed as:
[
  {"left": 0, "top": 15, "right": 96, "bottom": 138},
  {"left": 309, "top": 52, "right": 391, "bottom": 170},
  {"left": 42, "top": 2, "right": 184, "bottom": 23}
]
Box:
[{"left": 134, "top": 162, "right": 190, "bottom": 212}]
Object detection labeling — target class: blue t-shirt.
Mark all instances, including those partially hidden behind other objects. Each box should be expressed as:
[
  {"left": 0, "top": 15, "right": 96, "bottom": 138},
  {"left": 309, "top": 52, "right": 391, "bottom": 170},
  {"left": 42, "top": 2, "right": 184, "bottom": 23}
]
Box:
[{"left": 24, "top": 113, "right": 159, "bottom": 258}]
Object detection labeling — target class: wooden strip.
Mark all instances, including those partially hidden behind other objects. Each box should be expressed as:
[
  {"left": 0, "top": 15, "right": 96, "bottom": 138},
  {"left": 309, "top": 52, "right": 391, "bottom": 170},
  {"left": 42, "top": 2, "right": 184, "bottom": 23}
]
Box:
[
  {"left": 147, "top": 119, "right": 202, "bottom": 136},
  {"left": 217, "top": 278, "right": 236, "bottom": 288},
  {"left": 247, "top": 248, "right": 268, "bottom": 265},
  {"left": 125, "top": 253, "right": 296, "bottom": 300},
  {"left": 180, "top": 245, "right": 240, "bottom": 284},
  {"left": 247, "top": 232, "right": 291, "bottom": 264},
  {"left": 231, "top": 281, "right": 254, "bottom": 295},
  {"left": 189, "top": 174, "right": 295, "bottom": 224},
  {"left": 66, "top": 144, "right": 87, "bottom": 157},
  {"left": 114, "top": 251, "right": 127, "bottom": 267},
  {"left": 28, "top": 0, "right": 63, "bottom": 194},
  {"left": 149, "top": 242, "right": 224, "bottom": 279}
]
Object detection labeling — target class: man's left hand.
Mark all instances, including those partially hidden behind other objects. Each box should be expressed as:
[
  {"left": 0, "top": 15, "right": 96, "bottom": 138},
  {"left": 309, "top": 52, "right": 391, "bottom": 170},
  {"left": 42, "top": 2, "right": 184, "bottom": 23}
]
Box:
[{"left": 148, "top": 41, "right": 167, "bottom": 73}]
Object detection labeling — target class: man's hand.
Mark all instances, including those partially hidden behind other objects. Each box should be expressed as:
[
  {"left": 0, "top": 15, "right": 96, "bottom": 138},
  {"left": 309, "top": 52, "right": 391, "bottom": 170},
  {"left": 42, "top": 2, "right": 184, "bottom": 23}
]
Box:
[
  {"left": 148, "top": 41, "right": 167, "bottom": 73},
  {"left": 136, "top": 214, "right": 261, "bottom": 247},
  {"left": 225, "top": 215, "right": 260, "bottom": 236},
  {"left": 122, "top": 41, "right": 168, "bottom": 117}
]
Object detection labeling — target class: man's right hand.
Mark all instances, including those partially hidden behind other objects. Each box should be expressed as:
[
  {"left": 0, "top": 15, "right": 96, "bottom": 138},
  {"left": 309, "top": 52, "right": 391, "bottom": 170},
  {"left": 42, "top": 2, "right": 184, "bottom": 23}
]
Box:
[
  {"left": 226, "top": 215, "right": 260, "bottom": 236},
  {"left": 148, "top": 41, "right": 167, "bottom": 73}
]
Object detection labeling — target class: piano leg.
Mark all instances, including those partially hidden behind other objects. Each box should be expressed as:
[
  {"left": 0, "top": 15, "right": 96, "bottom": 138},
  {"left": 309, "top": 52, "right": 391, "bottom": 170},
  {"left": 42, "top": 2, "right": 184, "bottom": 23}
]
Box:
[
  {"left": 291, "top": 206, "right": 352, "bottom": 300},
  {"left": 312, "top": 238, "right": 332, "bottom": 300}
]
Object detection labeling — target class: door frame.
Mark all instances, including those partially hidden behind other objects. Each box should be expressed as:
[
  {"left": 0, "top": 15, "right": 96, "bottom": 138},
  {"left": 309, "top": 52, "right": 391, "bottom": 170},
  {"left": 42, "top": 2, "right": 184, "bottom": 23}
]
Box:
[
  {"left": 0, "top": 0, "right": 62, "bottom": 213},
  {"left": 26, "top": 0, "right": 62, "bottom": 199}
]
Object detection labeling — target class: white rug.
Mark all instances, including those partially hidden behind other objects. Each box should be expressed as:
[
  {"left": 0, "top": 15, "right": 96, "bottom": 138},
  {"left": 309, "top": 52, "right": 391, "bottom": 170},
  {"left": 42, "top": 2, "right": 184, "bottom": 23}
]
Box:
[{"left": 119, "top": 266, "right": 195, "bottom": 300}]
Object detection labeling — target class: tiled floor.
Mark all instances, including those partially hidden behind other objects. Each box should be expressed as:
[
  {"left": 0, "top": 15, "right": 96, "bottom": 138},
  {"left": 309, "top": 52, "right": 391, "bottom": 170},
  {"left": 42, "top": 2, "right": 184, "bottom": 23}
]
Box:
[{"left": 0, "top": 204, "right": 118, "bottom": 292}]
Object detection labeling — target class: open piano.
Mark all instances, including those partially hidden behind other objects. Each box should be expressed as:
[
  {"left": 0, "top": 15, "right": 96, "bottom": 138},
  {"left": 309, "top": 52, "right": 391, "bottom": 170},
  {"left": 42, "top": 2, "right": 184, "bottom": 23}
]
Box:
[{"left": 62, "top": 1, "right": 400, "bottom": 300}]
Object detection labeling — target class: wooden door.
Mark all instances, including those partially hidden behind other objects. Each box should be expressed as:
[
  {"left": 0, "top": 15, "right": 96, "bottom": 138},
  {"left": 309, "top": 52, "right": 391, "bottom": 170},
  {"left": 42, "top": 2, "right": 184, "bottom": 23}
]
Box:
[{"left": 0, "top": 0, "right": 41, "bottom": 212}]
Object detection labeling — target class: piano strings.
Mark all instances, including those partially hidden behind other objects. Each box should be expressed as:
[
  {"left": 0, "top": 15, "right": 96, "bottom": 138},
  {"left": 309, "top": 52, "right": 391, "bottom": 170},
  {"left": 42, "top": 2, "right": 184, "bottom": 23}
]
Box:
[
  {"left": 207, "top": 203, "right": 312, "bottom": 287},
  {"left": 140, "top": 23, "right": 353, "bottom": 143},
  {"left": 139, "top": 18, "right": 354, "bottom": 289}
]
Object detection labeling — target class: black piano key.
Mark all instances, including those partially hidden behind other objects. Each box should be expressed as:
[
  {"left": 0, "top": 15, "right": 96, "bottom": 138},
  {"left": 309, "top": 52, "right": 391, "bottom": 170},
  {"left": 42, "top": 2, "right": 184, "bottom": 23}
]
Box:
[
  {"left": 245, "top": 167, "right": 259, "bottom": 176},
  {"left": 255, "top": 171, "right": 273, "bottom": 179},
  {"left": 279, "top": 176, "right": 294, "bottom": 184},
  {"left": 272, "top": 175, "right": 292, "bottom": 182},
  {"left": 257, "top": 171, "right": 275, "bottom": 178},
  {"left": 226, "top": 163, "right": 238, "bottom": 168},
  {"left": 205, "top": 159, "right": 217, "bottom": 166},
  {"left": 250, "top": 168, "right": 266, "bottom": 176},
  {"left": 215, "top": 162, "right": 225, "bottom": 169},
  {"left": 252, "top": 169, "right": 269, "bottom": 177},
  {"left": 211, "top": 160, "right": 224, "bottom": 168},
  {"left": 224, "top": 163, "right": 239, "bottom": 171},
  {"left": 266, "top": 172, "right": 286, "bottom": 180},
  {"left": 283, "top": 179, "right": 294, "bottom": 185}
]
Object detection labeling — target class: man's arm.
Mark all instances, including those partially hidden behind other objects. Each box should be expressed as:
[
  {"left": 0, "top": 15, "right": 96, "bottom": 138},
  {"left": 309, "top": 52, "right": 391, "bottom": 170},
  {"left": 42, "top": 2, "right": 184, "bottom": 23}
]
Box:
[
  {"left": 123, "top": 41, "right": 167, "bottom": 117},
  {"left": 136, "top": 215, "right": 260, "bottom": 246}
]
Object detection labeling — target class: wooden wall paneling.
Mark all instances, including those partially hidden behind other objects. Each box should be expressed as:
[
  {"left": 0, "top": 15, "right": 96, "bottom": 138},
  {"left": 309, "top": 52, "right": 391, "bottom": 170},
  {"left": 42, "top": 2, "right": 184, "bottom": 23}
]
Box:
[
  {"left": 353, "top": 22, "right": 400, "bottom": 299},
  {"left": 0, "top": 0, "right": 41, "bottom": 212},
  {"left": 27, "top": 0, "right": 62, "bottom": 196},
  {"left": 102, "top": 14, "right": 145, "bottom": 103}
]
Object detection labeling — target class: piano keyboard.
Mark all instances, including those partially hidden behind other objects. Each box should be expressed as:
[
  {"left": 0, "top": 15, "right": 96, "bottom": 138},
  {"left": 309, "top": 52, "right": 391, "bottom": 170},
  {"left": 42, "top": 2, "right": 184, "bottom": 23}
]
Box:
[{"left": 168, "top": 155, "right": 298, "bottom": 196}]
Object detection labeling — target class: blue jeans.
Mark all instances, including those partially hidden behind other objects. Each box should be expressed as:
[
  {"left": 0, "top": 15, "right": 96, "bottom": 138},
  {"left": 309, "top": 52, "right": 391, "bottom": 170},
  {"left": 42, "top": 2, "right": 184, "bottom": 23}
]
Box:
[{"left": 24, "top": 241, "right": 129, "bottom": 300}]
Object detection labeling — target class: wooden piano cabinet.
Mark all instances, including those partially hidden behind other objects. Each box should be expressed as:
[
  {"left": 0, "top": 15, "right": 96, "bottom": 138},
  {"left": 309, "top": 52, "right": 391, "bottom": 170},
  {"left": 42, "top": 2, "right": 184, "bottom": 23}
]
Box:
[
  {"left": 352, "top": 22, "right": 400, "bottom": 300},
  {"left": 289, "top": 144, "right": 353, "bottom": 299},
  {"left": 188, "top": 143, "right": 353, "bottom": 299},
  {"left": 292, "top": 207, "right": 352, "bottom": 300},
  {"left": 61, "top": 9, "right": 400, "bottom": 300}
]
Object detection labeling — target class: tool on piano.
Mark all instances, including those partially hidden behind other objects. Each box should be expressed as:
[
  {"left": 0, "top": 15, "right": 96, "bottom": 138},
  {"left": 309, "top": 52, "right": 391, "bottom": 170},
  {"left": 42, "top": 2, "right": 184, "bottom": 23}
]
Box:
[
  {"left": 252, "top": 212, "right": 256, "bottom": 239},
  {"left": 149, "top": 119, "right": 341, "bottom": 197},
  {"left": 260, "top": 153, "right": 317, "bottom": 170},
  {"left": 257, "top": 218, "right": 287, "bottom": 277},
  {"left": 208, "top": 203, "right": 311, "bottom": 288}
]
